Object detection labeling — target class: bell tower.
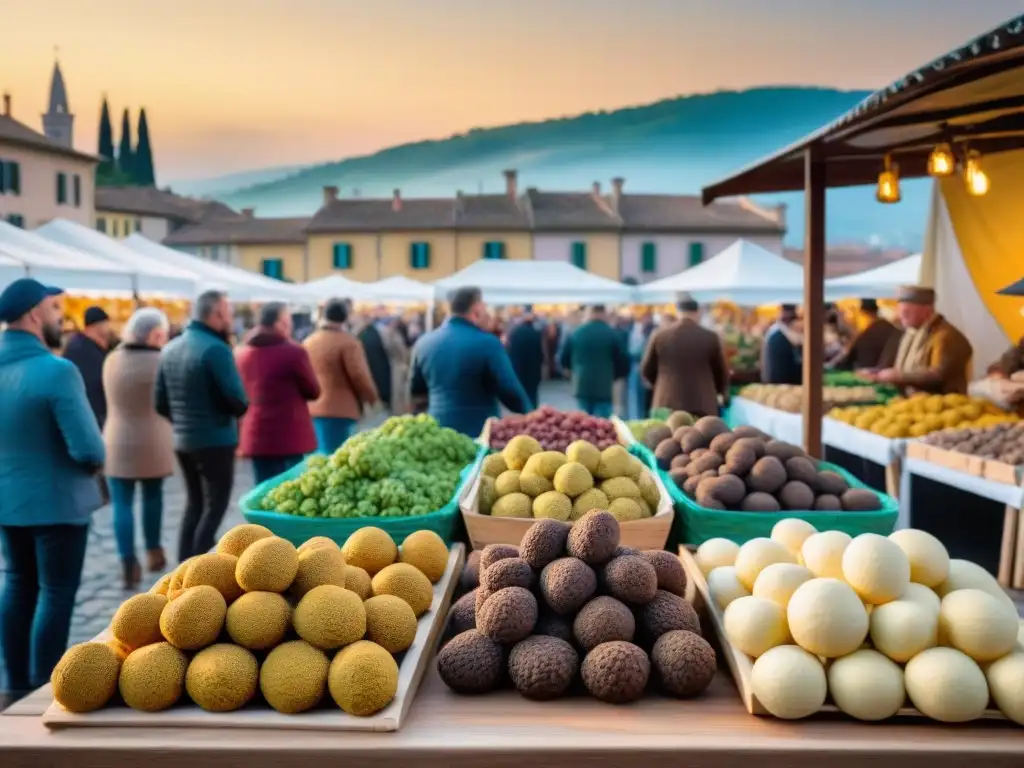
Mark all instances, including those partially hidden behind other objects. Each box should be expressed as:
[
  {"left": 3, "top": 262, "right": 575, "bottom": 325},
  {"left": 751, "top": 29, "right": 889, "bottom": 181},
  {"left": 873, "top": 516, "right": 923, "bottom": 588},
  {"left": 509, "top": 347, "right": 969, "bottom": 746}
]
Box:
[{"left": 42, "top": 54, "right": 74, "bottom": 149}]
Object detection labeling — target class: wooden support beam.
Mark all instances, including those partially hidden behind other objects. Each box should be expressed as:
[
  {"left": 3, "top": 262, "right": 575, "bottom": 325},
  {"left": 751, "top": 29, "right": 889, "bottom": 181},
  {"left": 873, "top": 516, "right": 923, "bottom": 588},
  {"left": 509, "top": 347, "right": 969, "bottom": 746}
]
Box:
[{"left": 802, "top": 145, "right": 826, "bottom": 457}]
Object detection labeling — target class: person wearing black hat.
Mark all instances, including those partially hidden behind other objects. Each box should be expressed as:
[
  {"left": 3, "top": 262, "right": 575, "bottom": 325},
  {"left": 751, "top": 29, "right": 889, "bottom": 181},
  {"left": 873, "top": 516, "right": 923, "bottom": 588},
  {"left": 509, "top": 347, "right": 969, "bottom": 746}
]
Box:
[
  {"left": 0, "top": 278, "right": 106, "bottom": 701},
  {"left": 63, "top": 306, "right": 113, "bottom": 430},
  {"left": 828, "top": 298, "right": 902, "bottom": 371}
]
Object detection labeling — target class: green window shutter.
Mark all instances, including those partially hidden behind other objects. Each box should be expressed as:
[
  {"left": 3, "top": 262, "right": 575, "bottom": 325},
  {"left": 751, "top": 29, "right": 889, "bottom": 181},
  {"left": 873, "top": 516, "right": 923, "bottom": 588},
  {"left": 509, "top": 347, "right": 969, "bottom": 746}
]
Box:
[
  {"left": 112, "top": 219, "right": 119, "bottom": 237},
  {"left": 7, "top": 214, "right": 24, "bottom": 228},
  {"left": 96, "top": 217, "right": 107, "bottom": 233},
  {"left": 135, "top": 218, "right": 142, "bottom": 232},
  {"left": 571, "top": 241, "right": 587, "bottom": 269},
  {"left": 262, "top": 258, "right": 284, "bottom": 279},
  {"left": 0, "top": 161, "right": 6, "bottom": 194},
  {"left": 641, "top": 242, "right": 657, "bottom": 273},
  {"left": 9, "top": 162, "right": 19, "bottom": 195},
  {"left": 73, "top": 175, "right": 81, "bottom": 207},
  {"left": 333, "top": 242, "right": 352, "bottom": 269},
  {"left": 56, "top": 172, "right": 67, "bottom": 204},
  {"left": 689, "top": 242, "right": 705, "bottom": 267},
  {"left": 411, "top": 241, "right": 431, "bottom": 269},
  {"left": 483, "top": 241, "right": 506, "bottom": 259}
]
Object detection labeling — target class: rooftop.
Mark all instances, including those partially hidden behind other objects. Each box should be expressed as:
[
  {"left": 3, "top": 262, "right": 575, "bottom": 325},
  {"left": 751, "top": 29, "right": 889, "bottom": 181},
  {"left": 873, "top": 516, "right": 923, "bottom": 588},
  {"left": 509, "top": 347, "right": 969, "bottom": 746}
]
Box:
[
  {"left": 0, "top": 109, "right": 97, "bottom": 163},
  {"left": 163, "top": 213, "right": 311, "bottom": 246},
  {"left": 96, "top": 186, "right": 239, "bottom": 223}
]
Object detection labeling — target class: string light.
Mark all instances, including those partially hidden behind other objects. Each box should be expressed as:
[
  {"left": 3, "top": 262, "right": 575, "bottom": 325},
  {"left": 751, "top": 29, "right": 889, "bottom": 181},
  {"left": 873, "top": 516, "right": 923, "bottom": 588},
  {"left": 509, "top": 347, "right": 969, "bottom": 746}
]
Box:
[
  {"left": 927, "top": 144, "right": 955, "bottom": 177},
  {"left": 963, "top": 150, "right": 990, "bottom": 196},
  {"left": 876, "top": 154, "right": 901, "bottom": 204}
]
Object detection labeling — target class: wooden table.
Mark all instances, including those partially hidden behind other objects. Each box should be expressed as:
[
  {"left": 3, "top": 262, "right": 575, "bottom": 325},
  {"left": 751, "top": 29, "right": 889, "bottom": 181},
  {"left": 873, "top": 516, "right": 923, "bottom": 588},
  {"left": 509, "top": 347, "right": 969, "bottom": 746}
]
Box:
[{"left": 3, "top": 668, "right": 1021, "bottom": 768}]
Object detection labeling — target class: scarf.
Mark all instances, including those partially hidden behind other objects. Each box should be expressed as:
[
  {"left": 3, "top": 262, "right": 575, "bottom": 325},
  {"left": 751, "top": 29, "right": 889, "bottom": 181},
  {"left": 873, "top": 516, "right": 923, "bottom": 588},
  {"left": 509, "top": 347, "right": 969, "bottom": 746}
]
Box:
[{"left": 894, "top": 313, "right": 941, "bottom": 373}]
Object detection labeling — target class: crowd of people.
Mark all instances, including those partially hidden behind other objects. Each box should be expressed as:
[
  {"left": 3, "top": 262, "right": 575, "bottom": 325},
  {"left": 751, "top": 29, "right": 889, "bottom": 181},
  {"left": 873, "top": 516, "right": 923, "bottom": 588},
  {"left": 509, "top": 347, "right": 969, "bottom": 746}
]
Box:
[{"left": 1, "top": 273, "right": 1022, "bottom": 704}]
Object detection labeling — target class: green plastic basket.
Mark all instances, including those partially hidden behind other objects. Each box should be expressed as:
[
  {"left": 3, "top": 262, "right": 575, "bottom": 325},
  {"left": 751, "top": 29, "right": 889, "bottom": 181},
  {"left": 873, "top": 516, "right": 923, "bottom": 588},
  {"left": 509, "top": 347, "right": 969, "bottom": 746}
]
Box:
[
  {"left": 629, "top": 444, "right": 898, "bottom": 546},
  {"left": 238, "top": 446, "right": 487, "bottom": 547}
]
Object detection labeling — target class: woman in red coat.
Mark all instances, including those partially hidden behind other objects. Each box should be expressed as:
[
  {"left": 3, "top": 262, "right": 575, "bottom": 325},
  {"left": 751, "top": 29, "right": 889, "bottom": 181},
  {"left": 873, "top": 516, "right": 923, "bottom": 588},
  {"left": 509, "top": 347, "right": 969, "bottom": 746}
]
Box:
[{"left": 235, "top": 302, "right": 321, "bottom": 484}]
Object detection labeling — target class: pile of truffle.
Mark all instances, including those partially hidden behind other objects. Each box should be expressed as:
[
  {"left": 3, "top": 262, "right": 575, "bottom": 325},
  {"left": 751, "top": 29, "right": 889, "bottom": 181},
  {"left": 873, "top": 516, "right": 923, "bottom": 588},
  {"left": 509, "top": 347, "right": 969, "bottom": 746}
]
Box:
[
  {"left": 923, "top": 422, "right": 1024, "bottom": 467},
  {"left": 651, "top": 417, "right": 882, "bottom": 513},
  {"left": 437, "top": 511, "right": 717, "bottom": 703}
]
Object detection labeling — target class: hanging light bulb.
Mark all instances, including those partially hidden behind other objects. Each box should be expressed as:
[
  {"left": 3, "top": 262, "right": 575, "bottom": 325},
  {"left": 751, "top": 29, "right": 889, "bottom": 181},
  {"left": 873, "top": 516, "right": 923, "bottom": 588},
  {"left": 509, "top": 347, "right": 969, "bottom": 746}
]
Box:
[
  {"left": 876, "top": 154, "right": 901, "bottom": 204},
  {"left": 964, "top": 150, "right": 990, "bottom": 196},
  {"left": 927, "top": 143, "right": 955, "bottom": 177}
]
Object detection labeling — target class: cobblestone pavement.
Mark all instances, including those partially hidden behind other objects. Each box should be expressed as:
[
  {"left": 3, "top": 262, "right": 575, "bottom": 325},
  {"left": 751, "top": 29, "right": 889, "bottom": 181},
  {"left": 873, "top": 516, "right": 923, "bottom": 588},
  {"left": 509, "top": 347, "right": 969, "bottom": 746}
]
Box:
[{"left": 0, "top": 382, "right": 579, "bottom": 693}]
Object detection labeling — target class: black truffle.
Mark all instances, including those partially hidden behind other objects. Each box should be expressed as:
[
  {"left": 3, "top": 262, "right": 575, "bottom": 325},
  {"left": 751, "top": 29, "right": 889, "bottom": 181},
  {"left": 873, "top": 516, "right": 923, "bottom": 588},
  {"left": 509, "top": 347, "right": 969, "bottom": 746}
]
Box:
[
  {"left": 694, "top": 416, "right": 730, "bottom": 440},
  {"left": 445, "top": 590, "right": 478, "bottom": 638},
  {"left": 741, "top": 492, "right": 782, "bottom": 513},
  {"left": 680, "top": 429, "right": 709, "bottom": 454},
  {"left": 813, "top": 494, "right": 842, "bottom": 511},
  {"left": 779, "top": 481, "right": 815, "bottom": 511},
  {"left": 603, "top": 555, "right": 658, "bottom": 604},
  {"left": 640, "top": 550, "right": 687, "bottom": 596},
  {"left": 651, "top": 630, "right": 716, "bottom": 698},
  {"left": 480, "top": 544, "right": 520, "bottom": 571},
  {"left": 732, "top": 426, "right": 766, "bottom": 440},
  {"left": 681, "top": 474, "right": 702, "bottom": 497},
  {"left": 573, "top": 596, "right": 636, "bottom": 651},
  {"left": 670, "top": 454, "right": 690, "bottom": 472},
  {"left": 480, "top": 557, "right": 535, "bottom": 592},
  {"left": 519, "top": 519, "right": 570, "bottom": 570},
  {"left": 841, "top": 488, "right": 882, "bottom": 511},
  {"left": 690, "top": 452, "right": 723, "bottom": 476},
  {"left": 709, "top": 431, "right": 739, "bottom": 457},
  {"left": 614, "top": 546, "right": 640, "bottom": 558},
  {"left": 746, "top": 456, "right": 787, "bottom": 494},
  {"left": 477, "top": 587, "right": 538, "bottom": 644},
  {"left": 460, "top": 550, "right": 482, "bottom": 592},
  {"left": 508, "top": 635, "right": 579, "bottom": 700},
  {"left": 437, "top": 629, "right": 505, "bottom": 694},
  {"left": 643, "top": 425, "right": 673, "bottom": 450},
  {"left": 816, "top": 470, "right": 850, "bottom": 496},
  {"left": 533, "top": 609, "right": 575, "bottom": 643},
  {"left": 641, "top": 590, "right": 701, "bottom": 642},
  {"left": 540, "top": 557, "right": 598, "bottom": 615},
  {"left": 655, "top": 439, "right": 683, "bottom": 469},
  {"left": 723, "top": 444, "right": 757, "bottom": 476},
  {"left": 475, "top": 585, "right": 494, "bottom": 614},
  {"left": 731, "top": 436, "right": 767, "bottom": 459},
  {"left": 785, "top": 456, "right": 819, "bottom": 486},
  {"left": 566, "top": 510, "right": 620, "bottom": 566},
  {"left": 580, "top": 641, "right": 650, "bottom": 704},
  {"left": 764, "top": 440, "right": 805, "bottom": 462}
]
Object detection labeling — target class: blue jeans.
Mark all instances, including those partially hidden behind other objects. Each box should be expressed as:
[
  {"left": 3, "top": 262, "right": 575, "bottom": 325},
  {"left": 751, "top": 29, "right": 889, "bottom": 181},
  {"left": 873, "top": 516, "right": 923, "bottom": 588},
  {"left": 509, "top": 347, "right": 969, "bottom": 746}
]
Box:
[
  {"left": 0, "top": 524, "right": 89, "bottom": 694},
  {"left": 577, "top": 399, "right": 614, "bottom": 418},
  {"left": 313, "top": 417, "right": 356, "bottom": 456},
  {"left": 252, "top": 455, "right": 305, "bottom": 485},
  {"left": 107, "top": 477, "right": 164, "bottom": 563}
]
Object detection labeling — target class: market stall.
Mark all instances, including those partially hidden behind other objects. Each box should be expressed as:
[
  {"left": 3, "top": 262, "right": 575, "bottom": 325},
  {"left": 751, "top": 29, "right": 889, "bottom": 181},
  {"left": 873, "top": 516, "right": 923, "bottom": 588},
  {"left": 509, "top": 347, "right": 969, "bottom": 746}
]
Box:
[
  {"left": 434, "top": 259, "right": 636, "bottom": 306},
  {"left": 825, "top": 254, "right": 923, "bottom": 300},
  {"left": 302, "top": 273, "right": 374, "bottom": 301}
]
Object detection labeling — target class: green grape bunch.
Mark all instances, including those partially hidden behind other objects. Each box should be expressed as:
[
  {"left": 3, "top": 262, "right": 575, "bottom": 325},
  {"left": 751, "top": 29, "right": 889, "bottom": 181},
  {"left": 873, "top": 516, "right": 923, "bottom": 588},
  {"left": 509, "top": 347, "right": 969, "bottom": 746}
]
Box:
[{"left": 261, "top": 414, "right": 478, "bottom": 519}]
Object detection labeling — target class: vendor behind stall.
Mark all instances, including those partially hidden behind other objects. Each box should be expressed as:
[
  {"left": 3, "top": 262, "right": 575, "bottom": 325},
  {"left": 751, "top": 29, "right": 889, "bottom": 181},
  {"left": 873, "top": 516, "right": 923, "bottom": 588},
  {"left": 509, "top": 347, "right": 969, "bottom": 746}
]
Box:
[
  {"left": 862, "top": 286, "right": 973, "bottom": 395},
  {"left": 829, "top": 298, "right": 901, "bottom": 370}
]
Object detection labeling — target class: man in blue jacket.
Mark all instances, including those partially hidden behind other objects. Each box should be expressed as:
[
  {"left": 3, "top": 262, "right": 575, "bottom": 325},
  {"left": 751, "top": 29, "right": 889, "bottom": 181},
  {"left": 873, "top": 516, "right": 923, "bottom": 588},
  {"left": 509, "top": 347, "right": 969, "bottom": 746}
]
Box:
[
  {"left": 0, "top": 278, "right": 105, "bottom": 702},
  {"left": 156, "top": 290, "right": 249, "bottom": 562},
  {"left": 410, "top": 286, "right": 531, "bottom": 437}
]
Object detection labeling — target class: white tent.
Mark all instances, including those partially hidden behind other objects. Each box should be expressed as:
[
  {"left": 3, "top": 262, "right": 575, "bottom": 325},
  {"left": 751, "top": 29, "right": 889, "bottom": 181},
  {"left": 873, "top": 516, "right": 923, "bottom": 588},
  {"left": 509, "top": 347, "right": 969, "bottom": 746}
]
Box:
[
  {"left": 124, "top": 234, "right": 317, "bottom": 305},
  {"left": 363, "top": 275, "right": 438, "bottom": 304},
  {"left": 302, "top": 273, "right": 375, "bottom": 301},
  {"left": 638, "top": 239, "right": 806, "bottom": 305},
  {"left": 825, "top": 254, "right": 923, "bottom": 300},
  {"left": 434, "top": 260, "right": 636, "bottom": 305},
  {"left": 0, "top": 221, "right": 136, "bottom": 294},
  {"left": 35, "top": 219, "right": 199, "bottom": 298}
]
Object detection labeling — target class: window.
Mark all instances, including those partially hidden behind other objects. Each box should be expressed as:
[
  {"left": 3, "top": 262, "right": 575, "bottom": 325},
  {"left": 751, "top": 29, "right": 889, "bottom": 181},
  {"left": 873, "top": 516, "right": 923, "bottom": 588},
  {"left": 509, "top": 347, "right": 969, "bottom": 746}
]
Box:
[
  {"left": 262, "top": 258, "right": 284, "bottom": 280},
  {"left": 410, "top": 241, "right": 431, "bottom": 270},
  {"left": 96, "top": 217, "right": 107, "bottom": 233},
  {"left": 571, "top": 241, "right": 587, "bottom": 269},
  {"left": 641, "top": 242, "right": 657, "bottom": 273},
  {"left": 56, "top": 172, "right": 67, "bottom": 204},
  {"left": 73, "top": 174, "right": 81, "bottom": 207},
  {"left": 483, "top": 241, "right": 505, "bottom": 260},
  {"left": 688, "top": 241, "right": 705, "bottom": 267},
  {"left": 135, "top": 218, "right": 142, "bottom": 232},
  {"left": 6, "top": 213, "right": 24, "bottom": 228},
  {"left": 332, "top": 242, "right": 352, "bottom": 269},
  {"left": 111, "top": 219, "right": 119, "bottom": 237},
  {"left": 0, "top": 161, "right": 20, "bottom": 195}
]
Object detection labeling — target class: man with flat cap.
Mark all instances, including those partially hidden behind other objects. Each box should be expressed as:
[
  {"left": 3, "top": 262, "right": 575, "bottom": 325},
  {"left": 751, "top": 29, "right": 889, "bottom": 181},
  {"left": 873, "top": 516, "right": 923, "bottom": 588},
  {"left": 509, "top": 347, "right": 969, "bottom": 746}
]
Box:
[
  {"left": 863, "top": 285, "right": 973, "bottom": 395},
  {"left": 829, "top": 298, "right": 901, "bottom": 371},
  {"left": 0, "top": 278, "right": 106, "bottom": 700}
]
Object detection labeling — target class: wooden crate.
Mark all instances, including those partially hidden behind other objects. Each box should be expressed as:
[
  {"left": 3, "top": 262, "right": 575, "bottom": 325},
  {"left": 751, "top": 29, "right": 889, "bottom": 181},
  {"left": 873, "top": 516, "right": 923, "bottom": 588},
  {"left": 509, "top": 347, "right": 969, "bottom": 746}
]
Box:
[
  {"left": 984, "top": 459, "right": 1024, "bottom": 486},
  {"left": 907, "top": 441, "right": 987, "bottom": 477},
  {"left": 42, "top": 545, "right": 466, "bottom": 732},
  {"left": 677, "top": 547, "right": 1007, "bottom": 722}
]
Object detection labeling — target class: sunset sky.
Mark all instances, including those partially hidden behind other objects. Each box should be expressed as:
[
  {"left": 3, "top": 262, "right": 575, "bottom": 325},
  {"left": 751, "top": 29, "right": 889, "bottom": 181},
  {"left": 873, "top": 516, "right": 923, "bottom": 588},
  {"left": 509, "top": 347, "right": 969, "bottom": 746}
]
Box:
[{"left": 4, "top": 0, "right": 1023, "bottom": 180}]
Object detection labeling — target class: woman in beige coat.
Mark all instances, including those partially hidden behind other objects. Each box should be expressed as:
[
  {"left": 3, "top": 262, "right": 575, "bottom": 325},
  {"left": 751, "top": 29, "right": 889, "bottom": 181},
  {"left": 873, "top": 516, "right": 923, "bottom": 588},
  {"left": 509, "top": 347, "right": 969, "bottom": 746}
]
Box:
[{"left": 103, "top": 308, "right": 175, "bottom": 589}]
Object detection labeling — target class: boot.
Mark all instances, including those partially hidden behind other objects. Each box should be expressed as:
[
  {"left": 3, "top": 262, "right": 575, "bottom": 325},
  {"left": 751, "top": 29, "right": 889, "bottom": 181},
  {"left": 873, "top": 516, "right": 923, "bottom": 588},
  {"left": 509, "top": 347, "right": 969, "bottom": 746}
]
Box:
[
  {"left": 146, "top": 548, "right": 167, "bottom": 573},
  {"left": 122, "top": 558, "right": 141, "bottom": 591}
]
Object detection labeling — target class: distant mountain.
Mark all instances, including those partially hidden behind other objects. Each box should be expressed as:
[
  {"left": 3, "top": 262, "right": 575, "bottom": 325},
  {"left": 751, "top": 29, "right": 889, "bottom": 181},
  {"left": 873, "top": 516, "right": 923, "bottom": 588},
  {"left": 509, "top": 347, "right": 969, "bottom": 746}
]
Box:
[
  {"left": 204, "top": 88, "right": 932, "bottom": 248},
  {"left": 170, "top": 164, "right": 309, "bottom": 198}
]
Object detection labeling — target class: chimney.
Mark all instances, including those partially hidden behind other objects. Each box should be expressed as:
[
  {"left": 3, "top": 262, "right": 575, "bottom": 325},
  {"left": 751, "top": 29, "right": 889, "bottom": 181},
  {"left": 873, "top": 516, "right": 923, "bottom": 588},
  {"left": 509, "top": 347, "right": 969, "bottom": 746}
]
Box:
[
  {"left": 503, "top": 169, "right": 518, "bottom": 199},
  {"left": 322, "top": 186, "right": 338, "bottom": 205},
  {"left": 591, "top": 181, "right": 602, "bottom": 198},
  {"left": 392, "top": 189, "right": 402, "bottom": 212},
  {"left": 611, "top": 177, "right": 625, "bottom": 209},
  {"left": 241, "top": 207, "right": 255, "bottom": 219},
  {"left": 2, "top": 93, "right": 9, "bottom": 117}
]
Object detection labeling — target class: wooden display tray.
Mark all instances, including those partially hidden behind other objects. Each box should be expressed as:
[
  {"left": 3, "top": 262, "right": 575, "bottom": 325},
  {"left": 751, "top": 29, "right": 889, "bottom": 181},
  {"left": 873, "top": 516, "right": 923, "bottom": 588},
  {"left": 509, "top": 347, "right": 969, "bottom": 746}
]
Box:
[
  {"left": 907, "top": 441, "right": 1024, "bottom": 486},
  {"left": 677, "top": 547, "right": 1007, "bottom": 722},
  {"left": 42, "top": 544, "right": 466, "bottom": 732},
  {"left": 462, "top": 419, "right": 674, "bottom": 551}
]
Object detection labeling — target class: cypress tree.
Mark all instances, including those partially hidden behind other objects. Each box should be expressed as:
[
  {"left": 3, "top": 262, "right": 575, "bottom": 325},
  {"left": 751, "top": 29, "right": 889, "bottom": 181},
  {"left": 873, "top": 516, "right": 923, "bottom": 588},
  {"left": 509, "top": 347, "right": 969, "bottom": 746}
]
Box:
[
  {"left": 117, "top": 108, "right": 134, "bottom": 182},
  {"left": 133, "top": 108, "right": 156, "bottom": 186},
  {"left": 97, "top": 97, "right": 114, "bottom": 175}
]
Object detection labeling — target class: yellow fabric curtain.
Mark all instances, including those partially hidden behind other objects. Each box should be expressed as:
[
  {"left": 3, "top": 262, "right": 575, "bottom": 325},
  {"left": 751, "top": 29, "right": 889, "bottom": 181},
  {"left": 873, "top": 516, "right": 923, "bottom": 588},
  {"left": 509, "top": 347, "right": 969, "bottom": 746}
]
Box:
[{"left": 940, "top": 151, "right": 1024, "bottom": 344}]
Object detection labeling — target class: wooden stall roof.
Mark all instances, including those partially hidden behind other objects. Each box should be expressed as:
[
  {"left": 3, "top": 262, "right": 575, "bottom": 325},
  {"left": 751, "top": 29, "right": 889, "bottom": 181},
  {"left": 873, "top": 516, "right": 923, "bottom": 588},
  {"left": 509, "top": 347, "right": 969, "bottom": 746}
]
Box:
[{"left": 702, "top": 15, "right": 1024, "bottom": 202}]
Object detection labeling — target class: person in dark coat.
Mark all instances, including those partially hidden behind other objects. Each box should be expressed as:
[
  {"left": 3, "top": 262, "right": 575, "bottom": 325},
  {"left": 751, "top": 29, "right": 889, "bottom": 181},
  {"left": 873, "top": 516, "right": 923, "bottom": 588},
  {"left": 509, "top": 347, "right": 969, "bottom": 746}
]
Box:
[
  {"left": 63, "top": 306, "right": 112, "bottom": 429},
  {"left": 358, "top": 319, "right": 393, "bottom": 410},
  {"left": 411, "top": 286, "right": 531, "bottom": 437},
  {"left": 155, "top": 290, "right": 249, "bottom": 562},
  {"left": 505, "top": 305, "right": 544, "bottom": 409},
  {"left": 235, "top": 302, "right": 321, "bottom": 485},
  {"left": 761, "top": 305, "right": 803, "bottom": 386},
  {"left": 829, "top": 299, "right": 902, "bottom": 371},
  {"left": 642, "top": 297, "right": 729, "bottom": 418},
  {"left": 560, "top": 305, "right": 630, "bottom": 417}
]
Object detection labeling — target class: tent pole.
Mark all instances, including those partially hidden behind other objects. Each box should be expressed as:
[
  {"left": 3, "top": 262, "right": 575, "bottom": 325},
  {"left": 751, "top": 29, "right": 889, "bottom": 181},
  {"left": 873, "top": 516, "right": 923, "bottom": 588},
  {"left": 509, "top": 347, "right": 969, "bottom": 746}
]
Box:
[{"left": 802, "top": 144, "right": 826, "bottom": 456}]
